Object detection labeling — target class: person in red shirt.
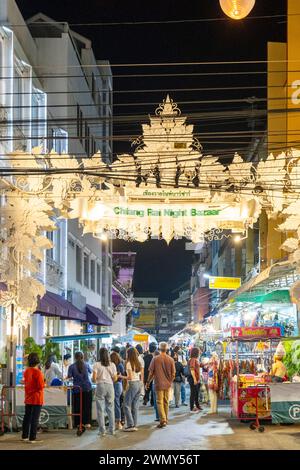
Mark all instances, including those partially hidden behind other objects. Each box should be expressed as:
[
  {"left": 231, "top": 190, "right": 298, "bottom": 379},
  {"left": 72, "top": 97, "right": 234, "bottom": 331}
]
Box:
[{"left": 21, "top": 353, "right": 45, "bottom": 443}]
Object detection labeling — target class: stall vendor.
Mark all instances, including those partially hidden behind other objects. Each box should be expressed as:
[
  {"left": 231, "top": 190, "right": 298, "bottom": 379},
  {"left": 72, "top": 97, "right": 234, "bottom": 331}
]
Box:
[{"left": 271, "top": 355, "right": 287, "bottom": 383}]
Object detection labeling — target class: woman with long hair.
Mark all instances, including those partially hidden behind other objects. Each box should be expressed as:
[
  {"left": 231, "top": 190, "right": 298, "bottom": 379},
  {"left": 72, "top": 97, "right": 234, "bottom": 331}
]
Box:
[
  {"left": 123, "top": 347, "right": 143, "bottom": 432},
  {"left": 92, "top": 347, "right": 117, "bottom": 437},
  {"left": 188, "top": 347, "right": 203, "bottom": 413},
  {"left": 44, "top": 354, "right": 62, "bottom": 386},
  {"left": 67, "top": 351, "right": 92, "bottom": 431},
  {"left": 110, "top": 351, "right": 125, "bottom": 430}
]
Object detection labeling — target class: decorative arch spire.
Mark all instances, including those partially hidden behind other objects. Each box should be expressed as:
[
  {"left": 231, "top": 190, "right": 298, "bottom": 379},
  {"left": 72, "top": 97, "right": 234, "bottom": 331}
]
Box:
[{"left": 155, "top": 94, "right": 181, "bottom": 116}]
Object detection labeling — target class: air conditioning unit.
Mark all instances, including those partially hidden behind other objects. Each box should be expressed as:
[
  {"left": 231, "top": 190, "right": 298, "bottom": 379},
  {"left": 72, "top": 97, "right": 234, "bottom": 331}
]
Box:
[{"left": 67, "top": 290, "right": 86, "bottom": 311}]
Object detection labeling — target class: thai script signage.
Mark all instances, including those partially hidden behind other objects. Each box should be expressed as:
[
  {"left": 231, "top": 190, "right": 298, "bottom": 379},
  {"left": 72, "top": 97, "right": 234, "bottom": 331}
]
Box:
[{"left": 231, "top": 327, "right": 281, "bottom": 339}]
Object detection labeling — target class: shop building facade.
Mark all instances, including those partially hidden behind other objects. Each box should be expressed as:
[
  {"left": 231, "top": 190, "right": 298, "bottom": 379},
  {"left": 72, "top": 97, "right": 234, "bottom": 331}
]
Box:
[
  {"left": 132, "top": 295, "right": 158, "bottom": 335},
  {"left": 0, "top": 0, "right": 113, "bottom": 369}
]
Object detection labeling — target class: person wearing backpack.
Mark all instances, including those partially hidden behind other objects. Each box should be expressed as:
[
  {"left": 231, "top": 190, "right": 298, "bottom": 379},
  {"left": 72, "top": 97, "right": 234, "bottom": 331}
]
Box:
[
  {"left": 173, "top": 345, "right": 188, "bottom": 406},
  {"left": 173, "top": 353, "right": 185, "bottom": 408},
  {"left": 67, "top": 351, "right": 93, "bottom": 431},
  {"left": 188, "top": 347, "right": 203, "bottom": 413}
]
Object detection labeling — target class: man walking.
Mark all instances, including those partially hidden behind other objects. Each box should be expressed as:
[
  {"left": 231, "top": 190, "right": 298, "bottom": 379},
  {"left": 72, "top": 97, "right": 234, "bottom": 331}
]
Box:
[
  {"left": 146, "top": 342, "right": 175, "bottom": 428},
  {"left": 143, "top": 342, "right": 157, "bottom": 406}
]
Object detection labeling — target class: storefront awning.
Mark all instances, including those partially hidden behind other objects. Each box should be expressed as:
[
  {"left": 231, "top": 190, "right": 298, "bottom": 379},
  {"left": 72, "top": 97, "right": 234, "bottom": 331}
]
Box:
[
  {"left": 36, "top": 291, "right": 86, "bottom": 321},
  {"left": 36, "top": 291, "right": 68, "bottom": 318},
  {"left": 46, "top": 332, "right": 112, "bottom": 343},
  {"left": 86, "top": 304, "right": 112, "bottom": 326}
]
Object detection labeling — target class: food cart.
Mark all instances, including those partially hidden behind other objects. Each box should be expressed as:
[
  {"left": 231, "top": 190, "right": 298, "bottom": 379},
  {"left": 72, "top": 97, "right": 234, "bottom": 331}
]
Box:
[
  {"left": 230, "top": 326, "right": 300, "bottom": 430},
  {"left": 230, "top": 326, "right": 281, "bottom": 431}
]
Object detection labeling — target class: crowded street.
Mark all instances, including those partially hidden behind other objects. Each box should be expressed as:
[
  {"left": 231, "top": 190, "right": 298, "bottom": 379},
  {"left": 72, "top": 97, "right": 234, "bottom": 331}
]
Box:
[
  {"left": 1, "top": 0, "right": 300, "bottom": 459},
  {"left": 1, "top": 400, "right": 300, "bottom": 451}
]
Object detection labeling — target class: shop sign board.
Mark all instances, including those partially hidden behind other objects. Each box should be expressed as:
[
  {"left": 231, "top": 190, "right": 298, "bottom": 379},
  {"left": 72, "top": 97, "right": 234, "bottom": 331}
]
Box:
[
  {"left": 133, "top": 334, "right": 149, "bottom": 342},
  {"left": 237, "top": 386, "right": 271, "bottom": 419},
  {"left": 87, "top": 324, "right": 94, "bottom": 333},
  {"left": 209, "top": 276, "right": 241, "bottom": 290},
  {"left": 231, "top": 327, "right": 281, "bottom": 339},
  {"left": 131, "top": 307, "right": 140, "bottom": 319},
  {"left": 134, "top": 306, "right": 156, "bottom": 328}
]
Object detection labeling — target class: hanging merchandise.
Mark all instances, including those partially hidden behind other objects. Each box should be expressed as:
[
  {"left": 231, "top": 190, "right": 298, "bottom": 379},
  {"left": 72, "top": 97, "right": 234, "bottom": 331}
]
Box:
[{"left": 208, "top": 354, "right": 219, "bottom": 413}]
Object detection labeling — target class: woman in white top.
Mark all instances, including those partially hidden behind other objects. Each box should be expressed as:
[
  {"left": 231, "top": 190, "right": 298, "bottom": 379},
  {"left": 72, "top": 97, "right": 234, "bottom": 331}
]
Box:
[
  {"left": 92, "top": 347, "right": 117, "bottom": 436},
  {"left": 44, "top": 355, "right": 63, "bottom": 386},
  {"left": 123, "top": 347, "right": 143, "bottom": 432}
]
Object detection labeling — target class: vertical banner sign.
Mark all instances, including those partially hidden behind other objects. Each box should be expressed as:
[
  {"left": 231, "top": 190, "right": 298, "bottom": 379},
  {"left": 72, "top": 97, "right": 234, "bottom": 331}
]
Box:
[{"left": 15, "top": 345, "right": 24, "bottom": 386}]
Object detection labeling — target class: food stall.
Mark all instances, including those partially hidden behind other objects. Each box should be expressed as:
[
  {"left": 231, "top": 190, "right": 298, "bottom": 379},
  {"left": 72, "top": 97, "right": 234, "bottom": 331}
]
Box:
[
  {"left": 47, "top": 332, "right": 112, "bottom": 424},
  {"left": 230, "top": 326, "right": 300, "bottom": 429},
  {"left": 230, "top": 326, "right": 280, "bottom": 430}
]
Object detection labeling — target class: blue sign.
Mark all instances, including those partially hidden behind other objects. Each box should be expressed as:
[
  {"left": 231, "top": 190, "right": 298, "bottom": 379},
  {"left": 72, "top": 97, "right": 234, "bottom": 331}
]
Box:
[
  {"left": 16, "top": 345, "right": 24, "bottom": 386},
  {"left": 87, "top": 324, "right": 95, "bottom": 333},
  {"left": 132, "top": 308, "right": 140, "bottom": 319}
]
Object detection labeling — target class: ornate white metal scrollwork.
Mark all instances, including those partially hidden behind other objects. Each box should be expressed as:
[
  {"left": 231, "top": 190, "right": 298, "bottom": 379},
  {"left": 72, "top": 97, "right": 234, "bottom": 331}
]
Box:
[{"left": 155, "top": 95, "right": 181, "bottom": 116}]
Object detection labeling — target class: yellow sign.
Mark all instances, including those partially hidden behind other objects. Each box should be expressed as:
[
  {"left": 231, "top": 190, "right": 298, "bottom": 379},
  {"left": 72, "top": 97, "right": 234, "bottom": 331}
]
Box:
[
  {"left": 209, "top": 276, "right": 241, "bottom": 290},
  {"left": 133, "top": 334, "right": 149, "bottom": 342}
]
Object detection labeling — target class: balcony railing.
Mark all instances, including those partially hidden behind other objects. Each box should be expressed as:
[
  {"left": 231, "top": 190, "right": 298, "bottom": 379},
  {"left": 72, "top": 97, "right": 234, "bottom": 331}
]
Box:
[
  {"left": 13, "top": 124, "right": 27, "bottom": 151},
  {"left": 45, "top": 256, "right": 65, "bottom": 290},
  {"left": 112, "top": 278, "right": 131, "bottom": 299}
]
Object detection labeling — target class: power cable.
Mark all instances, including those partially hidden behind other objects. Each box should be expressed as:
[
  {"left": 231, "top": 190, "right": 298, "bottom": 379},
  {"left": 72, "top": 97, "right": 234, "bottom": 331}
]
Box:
[
  {"left": 7, "top": 13, "right": 292, "bottom": 28},
  {"left": 2, "top": 59, "right": 300, "bottom": 69}
]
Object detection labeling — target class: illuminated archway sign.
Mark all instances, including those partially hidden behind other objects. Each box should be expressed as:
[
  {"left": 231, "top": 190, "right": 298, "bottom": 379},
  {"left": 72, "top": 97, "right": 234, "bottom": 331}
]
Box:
[
  {"left": 70, "top": 96, "right": 261, "bottom": 243},
  {"left": 2, "top": 95, "right": 300, "bottom": 319}
]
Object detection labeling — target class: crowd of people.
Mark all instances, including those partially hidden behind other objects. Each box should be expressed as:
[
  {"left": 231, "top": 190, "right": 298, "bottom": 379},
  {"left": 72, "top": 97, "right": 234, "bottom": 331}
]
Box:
[{"left": 21, "top": 342, "right": 220, "bottom": 443}]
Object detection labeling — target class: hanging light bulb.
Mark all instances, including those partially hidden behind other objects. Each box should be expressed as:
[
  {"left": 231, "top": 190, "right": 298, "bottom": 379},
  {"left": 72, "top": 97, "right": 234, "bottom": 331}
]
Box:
[{"left": 219, "top": 0, "right": 255, "bottom": 20}]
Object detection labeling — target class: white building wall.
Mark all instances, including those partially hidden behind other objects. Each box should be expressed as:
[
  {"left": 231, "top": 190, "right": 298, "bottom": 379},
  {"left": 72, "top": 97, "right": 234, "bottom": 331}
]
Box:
[
  {"left": 30, "top": 16, "right": 113, "bottom": 320},
  {"left": 0, "top": 3, "right": 113, "bottom": 353},
  {"left": 111, "top": 309, "right": 127, "bottom": 337},
  {"left": 0, "top": 1, "right": 51, "bottom": 348}
]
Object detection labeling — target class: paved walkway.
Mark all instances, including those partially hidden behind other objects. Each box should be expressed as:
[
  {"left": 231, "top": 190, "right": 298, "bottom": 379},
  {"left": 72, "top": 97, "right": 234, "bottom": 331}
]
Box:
[{"left": 1, "top": 402, "right": 300, "bottom": 450}]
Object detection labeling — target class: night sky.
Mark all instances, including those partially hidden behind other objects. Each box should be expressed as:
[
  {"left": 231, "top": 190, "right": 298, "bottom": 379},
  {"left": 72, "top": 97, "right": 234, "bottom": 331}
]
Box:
[{"left": 17, "top": 0, "right": 287, "bottom": 301}]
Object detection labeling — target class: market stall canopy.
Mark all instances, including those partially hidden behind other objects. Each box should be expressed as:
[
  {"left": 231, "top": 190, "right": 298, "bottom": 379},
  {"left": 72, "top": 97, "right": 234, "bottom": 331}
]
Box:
[
  {"left": 118, "top": 327, "right": 157, "bottom": 345},
  {"left": 226, "top": 261, "right": 298, "bottom": 304},
  {"left": 234, "top": 289, "right": 291, "bottom": 303},
  {"left": 177, "top": 322, "right": 203, "bottom": 336},
  {"left": 85, "top": 304, "right": 112, "bottom": 326},
  {"left": 46, "top": 333, "right": 112, "bottom": 343}
]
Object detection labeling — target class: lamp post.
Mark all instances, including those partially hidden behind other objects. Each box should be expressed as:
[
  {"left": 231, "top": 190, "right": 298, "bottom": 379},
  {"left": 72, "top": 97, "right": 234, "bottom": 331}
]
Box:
[{"left": 219, "top": 0, "right": 256, "bottom": 20}]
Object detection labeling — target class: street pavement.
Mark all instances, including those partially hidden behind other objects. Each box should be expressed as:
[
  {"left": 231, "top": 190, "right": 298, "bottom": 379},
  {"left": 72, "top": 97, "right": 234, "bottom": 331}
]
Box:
[{"left": 0, "top": 402, "right": 300, "bottom": 450}]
